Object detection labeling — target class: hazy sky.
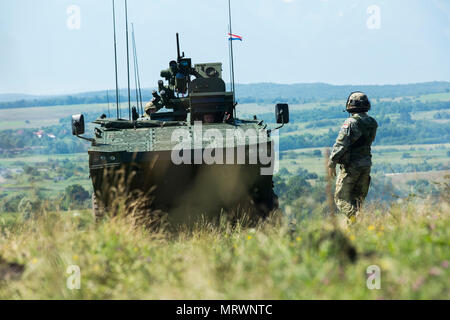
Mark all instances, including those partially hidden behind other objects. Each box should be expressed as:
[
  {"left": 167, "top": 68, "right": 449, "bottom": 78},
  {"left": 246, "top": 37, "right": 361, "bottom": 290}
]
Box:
[{"left": 1, "top": 0, "right": 449, "bottom": 95}]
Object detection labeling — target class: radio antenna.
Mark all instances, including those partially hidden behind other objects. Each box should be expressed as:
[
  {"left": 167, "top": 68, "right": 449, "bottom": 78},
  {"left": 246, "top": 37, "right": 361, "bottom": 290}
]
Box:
[
  {"left": 131, "top": 24, "right": 139, "bottom": 115},
  {"left": 131, "top": 23, "right": 143, "bottom": 116},
  {"left": 106, "top": 90, "right": 111, "bottom": 118},
  {"left": 136, "top": 55, "right": 143, "bottom": 115},
  {"left": 112, "top": 0, "right": 120, "bottom": 119},
  {"left": 176, "top": 33, "right": 181, "bottom": 60},
  {"left": 125, "top": 0, "right": 131, "bottom": 120}
]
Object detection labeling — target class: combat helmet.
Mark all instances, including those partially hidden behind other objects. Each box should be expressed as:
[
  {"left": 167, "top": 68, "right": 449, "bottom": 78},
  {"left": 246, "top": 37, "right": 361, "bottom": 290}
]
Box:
[{"left": 346, "top": 91, "right": 371, "bottom": 113}]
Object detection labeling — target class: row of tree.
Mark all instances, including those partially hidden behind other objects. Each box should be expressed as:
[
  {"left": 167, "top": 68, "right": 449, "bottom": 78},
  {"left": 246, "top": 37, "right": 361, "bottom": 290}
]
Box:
[{"left": 1, "top": 82, "right": 449, "bottom": 109}]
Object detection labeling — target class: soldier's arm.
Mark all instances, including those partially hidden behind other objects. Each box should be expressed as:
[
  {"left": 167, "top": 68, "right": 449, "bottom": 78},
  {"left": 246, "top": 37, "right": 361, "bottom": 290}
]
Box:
[
  {"left": 371, "top": 119, "right": 379, "bottom": 142},
  {"left": 328, "top": 119, "right": 361, "bottom": 168}
]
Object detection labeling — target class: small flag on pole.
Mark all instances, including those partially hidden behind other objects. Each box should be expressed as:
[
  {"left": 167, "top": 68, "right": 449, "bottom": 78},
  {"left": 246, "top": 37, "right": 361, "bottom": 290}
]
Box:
[{"left": 228, "top": 33, "right": 243, "bottom": 41}]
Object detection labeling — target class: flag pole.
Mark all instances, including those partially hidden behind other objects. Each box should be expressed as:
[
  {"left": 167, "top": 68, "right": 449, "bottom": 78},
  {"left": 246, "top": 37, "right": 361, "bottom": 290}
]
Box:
[
  {"left": 228, "top": 25, "right": 233, "bottom": 97},
  {"left": 228, "top": 0, "right": 236, "bottom": 119}
]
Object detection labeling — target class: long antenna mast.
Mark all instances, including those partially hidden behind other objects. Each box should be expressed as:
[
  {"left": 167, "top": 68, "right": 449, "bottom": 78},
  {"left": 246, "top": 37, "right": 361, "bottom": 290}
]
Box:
[
  {"left": 125, "top": 0, "right": 131, "bottom": 120},
  {"left": 228, "top": 0, "right": 236, "bottom": 115},
  {"left": 131, "top": 24, "right": 139, "bottom": 115},
  {"left": 106, "top": 90, "right": 111, "bottom": 118},
  {"left": 112, "top": 0, "right": 120, "bottom": 119},
  {"left": 132, "top": 24, "right": 144, "bottom": 115},
  {"left": 176, "top": 33, "right": 181, "bottom": 60},
  {"left": 136, "top": 57, "right": 143, "bottom": 115}
]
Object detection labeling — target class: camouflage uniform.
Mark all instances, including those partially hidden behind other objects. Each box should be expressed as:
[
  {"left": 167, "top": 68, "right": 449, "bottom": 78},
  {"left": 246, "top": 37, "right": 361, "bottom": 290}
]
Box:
[{"left": 329, "top": 112, "right": 378, "bottom": 218}]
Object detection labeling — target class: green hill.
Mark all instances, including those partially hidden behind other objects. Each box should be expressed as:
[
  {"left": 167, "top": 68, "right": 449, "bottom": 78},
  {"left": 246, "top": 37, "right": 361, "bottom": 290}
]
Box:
[{"left": 1, "top": 82, "right": 449, "bottom": 109}]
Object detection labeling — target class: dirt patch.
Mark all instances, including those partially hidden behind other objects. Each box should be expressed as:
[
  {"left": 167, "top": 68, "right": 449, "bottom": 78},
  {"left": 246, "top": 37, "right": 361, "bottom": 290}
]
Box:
[{"left": 0, "top": 256, "right": 25, "bottom": 281}]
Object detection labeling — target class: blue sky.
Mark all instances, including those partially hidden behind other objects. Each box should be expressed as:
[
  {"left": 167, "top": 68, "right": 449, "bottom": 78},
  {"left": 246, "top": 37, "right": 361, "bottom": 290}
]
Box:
[{"left": 1, "top": 0, "right": 449, "bottom": 95}]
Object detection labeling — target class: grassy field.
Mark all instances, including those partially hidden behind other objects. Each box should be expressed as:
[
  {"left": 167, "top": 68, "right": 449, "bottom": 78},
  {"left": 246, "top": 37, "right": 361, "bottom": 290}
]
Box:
[
  {"left": 0, "top": 92, "right": 449, "bottom": 300},
  {"left": 237, "top": 101, "right": 341, "bottom": 118},
  {"left": 0, "top": 197, "right": 448, "bottom": 299},
  {"left": 0, "top": 153, "right": 87, "bottom": 168},
  {"left": 0, "top": 141, "right": 448, "bottom": 199},
  {"left": 0, "top": 103, "right": 116, "bottom": 130},
  {"left": 280, "top": 143, "right": 450, "bottom": 177},
  {"left": 2, "top": 91, "right": 447, "bottom": 131},
  {"left": 386, "top": 170, "right": 449, "bottom": 185},
  {"left": 0, "top": 174, "right": 91, "bottom": 198},
  {"left": 410, "top": 110, "right": 449, "bottom": 121},
  {"left": 415, "top": 92, "right": 450, "bottom": 102},
  {"left": 0, "top": 153, "right": 90, "bottom": 197}
]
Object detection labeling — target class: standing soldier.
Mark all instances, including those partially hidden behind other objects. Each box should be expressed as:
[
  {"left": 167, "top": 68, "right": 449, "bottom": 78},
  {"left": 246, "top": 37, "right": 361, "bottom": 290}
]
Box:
[{"left": 328, "top": 92, "right": 378, "bottom": 221}]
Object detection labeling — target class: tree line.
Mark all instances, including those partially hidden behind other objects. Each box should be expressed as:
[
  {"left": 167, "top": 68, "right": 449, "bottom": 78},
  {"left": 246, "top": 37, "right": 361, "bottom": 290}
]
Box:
[{"left": 1, "top": 82, "right": 449, "bottom": 109}]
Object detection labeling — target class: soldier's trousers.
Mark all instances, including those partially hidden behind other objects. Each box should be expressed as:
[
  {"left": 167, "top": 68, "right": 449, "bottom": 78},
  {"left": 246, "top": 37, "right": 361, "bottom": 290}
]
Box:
[{"left": 334, "top": 165, "right": 371, "bottom": 218}]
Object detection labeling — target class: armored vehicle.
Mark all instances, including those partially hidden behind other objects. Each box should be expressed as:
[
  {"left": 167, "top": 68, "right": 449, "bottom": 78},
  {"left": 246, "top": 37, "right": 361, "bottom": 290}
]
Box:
[{"left": 72, "top": 34, "right": 289, "bottom": 223}]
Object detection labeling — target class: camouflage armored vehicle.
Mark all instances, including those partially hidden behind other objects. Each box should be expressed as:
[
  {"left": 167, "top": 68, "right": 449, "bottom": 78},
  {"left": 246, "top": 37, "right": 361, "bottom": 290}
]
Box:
[{"left": 72, "top": 34, "right": 289, "bottom": 223}]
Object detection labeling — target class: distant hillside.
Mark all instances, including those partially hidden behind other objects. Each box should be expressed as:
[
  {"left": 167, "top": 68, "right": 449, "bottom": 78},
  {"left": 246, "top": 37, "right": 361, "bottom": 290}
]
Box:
[
  {"left": 0, "top": 93, "right": 45, "bottom": 103},
  {"left": 0, "top": 89, "right": 155, "bottom": 110},
  {"left": 236, "top": 82, "right": 450, "bottom": 104},
  {"left": 1, "top": 82, "right": 449, "bottom": 109}
]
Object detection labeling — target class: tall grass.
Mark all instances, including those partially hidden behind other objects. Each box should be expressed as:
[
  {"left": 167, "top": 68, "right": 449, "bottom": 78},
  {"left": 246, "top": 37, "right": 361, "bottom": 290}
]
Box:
[{"left": 0, "top": 195, "right": 448, "bottom": 299}]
